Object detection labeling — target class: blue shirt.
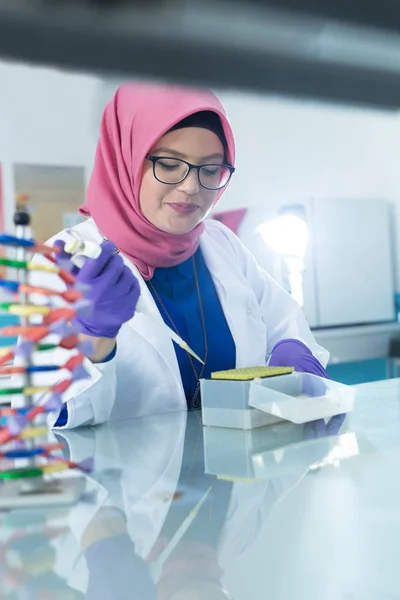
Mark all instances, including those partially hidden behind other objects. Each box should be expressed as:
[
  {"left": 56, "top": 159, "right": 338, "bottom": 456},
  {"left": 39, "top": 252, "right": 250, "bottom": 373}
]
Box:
[
  {"left": 55, "top": 248, "right": 236, "bottom": 426},
  {"left": 147, "top": 247, "right": 236, "bottom": 409}
]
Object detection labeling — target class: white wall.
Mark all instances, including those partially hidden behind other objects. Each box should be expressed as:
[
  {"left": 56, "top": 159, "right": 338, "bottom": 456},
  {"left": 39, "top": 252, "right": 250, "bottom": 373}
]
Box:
[
  {"left": 0, "top": 61, "right": 101, "bottom": 231},
  {"left": 218, "top": 90, "right": 400, "bottom": 211}
]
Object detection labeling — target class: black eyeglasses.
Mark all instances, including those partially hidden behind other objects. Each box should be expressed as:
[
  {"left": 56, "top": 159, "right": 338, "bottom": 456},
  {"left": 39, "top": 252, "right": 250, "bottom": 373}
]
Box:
[{"left": 146, "top": 155, "right": 235, "bottom": 191}]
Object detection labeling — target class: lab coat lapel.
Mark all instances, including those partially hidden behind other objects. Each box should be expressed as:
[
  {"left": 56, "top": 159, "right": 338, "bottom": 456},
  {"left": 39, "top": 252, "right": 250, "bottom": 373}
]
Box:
[{"left": 200, "top": 232, "right": 267, "bottom": 368}]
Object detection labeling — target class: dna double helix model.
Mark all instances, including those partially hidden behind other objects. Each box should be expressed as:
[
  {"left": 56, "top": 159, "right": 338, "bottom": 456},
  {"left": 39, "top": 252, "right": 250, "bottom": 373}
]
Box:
[{"left": 0, "top": 208, "right": 93, "bottom": 508}]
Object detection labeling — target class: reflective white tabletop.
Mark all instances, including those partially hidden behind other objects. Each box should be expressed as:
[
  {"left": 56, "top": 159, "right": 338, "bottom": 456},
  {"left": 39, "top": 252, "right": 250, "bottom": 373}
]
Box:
[{"left": 1, "top": 378, "right": 400, "bottom": 599}]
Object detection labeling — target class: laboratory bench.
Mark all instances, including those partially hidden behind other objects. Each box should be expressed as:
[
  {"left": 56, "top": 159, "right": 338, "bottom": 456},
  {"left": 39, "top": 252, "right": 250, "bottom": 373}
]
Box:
[
  {"left": 314, "top": 321, "right": 400, "bottom": 384},
  {"left": 1, "top": 378, "right": 400, "bottom": 598}
]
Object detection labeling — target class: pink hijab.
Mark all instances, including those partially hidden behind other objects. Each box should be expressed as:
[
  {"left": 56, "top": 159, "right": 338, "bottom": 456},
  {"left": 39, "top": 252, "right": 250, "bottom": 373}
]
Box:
[{"left": 80, "top": 82, "right": 236, "bottom": 280}]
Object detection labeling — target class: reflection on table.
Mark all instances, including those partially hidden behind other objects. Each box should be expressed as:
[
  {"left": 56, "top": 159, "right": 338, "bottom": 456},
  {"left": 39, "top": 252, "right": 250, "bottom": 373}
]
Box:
[{"left": 2, "top": 379, "right": 400, "bottom": 598}]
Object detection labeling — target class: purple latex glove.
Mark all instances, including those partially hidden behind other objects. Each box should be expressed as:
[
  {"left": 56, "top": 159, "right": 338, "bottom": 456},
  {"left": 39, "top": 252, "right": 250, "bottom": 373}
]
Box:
[
  {"left": 270, "top": 339, "right": 348, "bottom": 430},
  {"left": 53, "top": 240, "right": 79, "bottom": 277},
  {"left": 269, "top": 338, "right": 328, "bottom": 378},
  {"left": 54, "top": 240, "right": 140, "bottom": 339},
  {"left": 303, "top": 413, "right": 346, "bottom": 439}
]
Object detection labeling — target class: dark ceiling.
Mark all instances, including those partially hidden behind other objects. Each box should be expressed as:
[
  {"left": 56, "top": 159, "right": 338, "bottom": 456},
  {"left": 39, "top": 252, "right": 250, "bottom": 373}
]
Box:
[{"left": 1, "top": 1, "right": 400, "bottom": 108}]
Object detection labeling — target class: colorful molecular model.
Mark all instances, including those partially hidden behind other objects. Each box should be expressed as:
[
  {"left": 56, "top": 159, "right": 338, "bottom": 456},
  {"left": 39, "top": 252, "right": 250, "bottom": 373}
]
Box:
[{"left": 0, "top": 209, "right": 93, "bottom": 509}]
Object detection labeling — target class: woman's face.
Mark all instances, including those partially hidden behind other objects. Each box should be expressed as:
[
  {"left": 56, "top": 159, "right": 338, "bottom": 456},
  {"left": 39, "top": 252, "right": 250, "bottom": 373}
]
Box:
[{"left": 139, "top": 127, "right": 224, "bottom": 235}]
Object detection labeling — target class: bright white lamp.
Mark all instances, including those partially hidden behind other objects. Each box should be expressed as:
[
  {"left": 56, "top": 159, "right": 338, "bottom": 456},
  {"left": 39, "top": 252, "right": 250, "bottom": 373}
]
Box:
[{"left": 257, "top": 208, "right": 309, "bottom": 307}]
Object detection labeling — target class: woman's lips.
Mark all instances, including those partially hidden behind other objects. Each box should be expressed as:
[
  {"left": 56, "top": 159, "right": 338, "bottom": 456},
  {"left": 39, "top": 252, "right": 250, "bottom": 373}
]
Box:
[{"left": 167, "top": 203, "right": 200, "bottom": 215}]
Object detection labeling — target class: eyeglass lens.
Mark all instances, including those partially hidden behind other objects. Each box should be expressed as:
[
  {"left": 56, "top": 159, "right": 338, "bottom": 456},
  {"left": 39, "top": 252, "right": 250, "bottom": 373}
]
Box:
[{"left": 154, "top": 158, "right": 231, "bottom": 190}]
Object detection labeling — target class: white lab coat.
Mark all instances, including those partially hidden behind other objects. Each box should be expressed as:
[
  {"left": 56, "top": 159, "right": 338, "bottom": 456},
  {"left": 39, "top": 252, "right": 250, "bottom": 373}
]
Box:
[{"left": 16, "top": 217, "right": 328, "bottom": 429}]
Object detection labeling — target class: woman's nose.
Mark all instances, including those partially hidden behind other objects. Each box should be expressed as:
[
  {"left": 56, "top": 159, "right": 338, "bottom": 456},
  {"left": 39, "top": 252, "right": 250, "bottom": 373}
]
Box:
[{"left": 177, "top": 168, "right": 200, "bottom": 195}]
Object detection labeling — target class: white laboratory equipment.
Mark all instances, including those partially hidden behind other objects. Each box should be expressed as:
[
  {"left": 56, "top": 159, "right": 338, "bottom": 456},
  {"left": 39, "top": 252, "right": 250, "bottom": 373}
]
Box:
[{"left": 225, "top": 198, "right": 395, "bottom": 328}]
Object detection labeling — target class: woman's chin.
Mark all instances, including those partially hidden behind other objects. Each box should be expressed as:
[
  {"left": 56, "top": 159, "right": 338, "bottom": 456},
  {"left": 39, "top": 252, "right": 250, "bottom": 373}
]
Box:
[{"left": 159, "top": 217, "right": 203, "bottom": 236}]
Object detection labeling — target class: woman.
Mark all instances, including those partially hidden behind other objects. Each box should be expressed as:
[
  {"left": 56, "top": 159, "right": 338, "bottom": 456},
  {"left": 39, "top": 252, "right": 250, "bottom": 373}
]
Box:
[{"left": 26, "top": 82, "right": 329, "bottom": 429}]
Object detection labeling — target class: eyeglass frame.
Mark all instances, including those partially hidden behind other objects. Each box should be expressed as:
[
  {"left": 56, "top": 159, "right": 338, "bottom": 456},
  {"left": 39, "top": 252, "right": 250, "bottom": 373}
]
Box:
[{"left": 146, "top": 154, "right": 235, "bottom": 191}]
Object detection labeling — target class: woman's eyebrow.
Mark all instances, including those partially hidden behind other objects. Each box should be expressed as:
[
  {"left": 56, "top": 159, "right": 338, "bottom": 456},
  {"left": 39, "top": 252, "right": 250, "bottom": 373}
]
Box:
[
  {"left": 201, "top": 152, "right": 225, "bottom": 161},
  {"left": 152, "top": 147, "right": 185, "bottom": 157}
]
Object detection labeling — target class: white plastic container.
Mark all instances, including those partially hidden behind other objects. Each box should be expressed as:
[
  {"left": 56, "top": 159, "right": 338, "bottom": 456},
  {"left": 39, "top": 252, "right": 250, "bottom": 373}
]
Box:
[
  {"left": 249, "top": 372, "right": 355, "bottom": 424},
  {"left": 201, "top": 372, "right": 355, "bottom": 429},
  {"left": 200, "top": 378, "right": 283, "bottom": 429}
]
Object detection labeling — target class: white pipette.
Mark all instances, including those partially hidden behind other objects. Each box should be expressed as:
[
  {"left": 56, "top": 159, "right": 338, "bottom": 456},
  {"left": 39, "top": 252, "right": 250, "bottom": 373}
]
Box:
[
  {"left": 63, "top": 231, "right": 205, "bottom": 365},
  {"left": 150, "top": 486, "right": 211, "bottom": 583}
]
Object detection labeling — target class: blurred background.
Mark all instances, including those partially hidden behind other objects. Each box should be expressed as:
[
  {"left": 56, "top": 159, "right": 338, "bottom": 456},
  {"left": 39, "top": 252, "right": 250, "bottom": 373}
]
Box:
[{"left": 2, "top": 0, "right": 400, "bottom": 384}]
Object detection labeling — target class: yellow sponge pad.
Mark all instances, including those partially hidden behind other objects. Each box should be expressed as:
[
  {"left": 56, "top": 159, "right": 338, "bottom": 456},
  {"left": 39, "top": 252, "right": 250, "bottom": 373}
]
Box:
[{"left": 210, "top": 366, "right": 294, "bottom": 381}]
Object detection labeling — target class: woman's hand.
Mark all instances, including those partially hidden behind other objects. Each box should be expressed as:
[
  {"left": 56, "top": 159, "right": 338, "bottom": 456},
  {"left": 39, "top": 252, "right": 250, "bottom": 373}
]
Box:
[
  {"left": 270, "top": 338, "right": 347, "bottom": 434},
  {"left": 303, "top": 413, "right": 346, "bottom": 439},
  {"left": 54, "top": 240, "right": 140, "bottom": 349},
  {"left": 269, "top": 338, "right": 329, "bottom": 378}
]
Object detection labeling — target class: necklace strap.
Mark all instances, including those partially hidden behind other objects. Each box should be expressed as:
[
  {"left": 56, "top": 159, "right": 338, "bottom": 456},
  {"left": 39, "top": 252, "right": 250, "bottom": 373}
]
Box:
[{"left": 148, "top": 256, "right": 207, "bottom": 411}]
